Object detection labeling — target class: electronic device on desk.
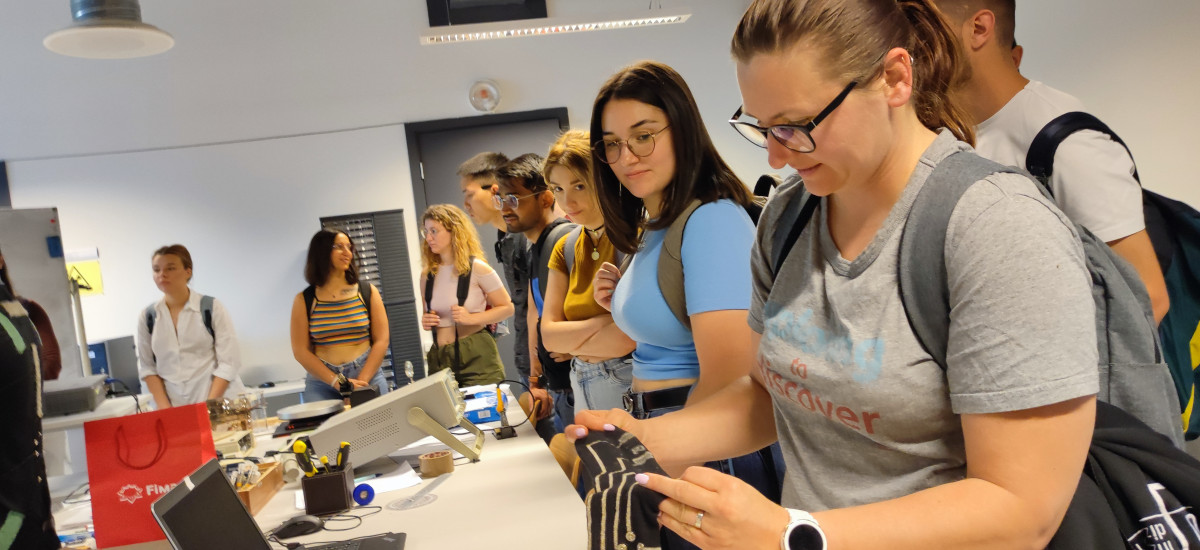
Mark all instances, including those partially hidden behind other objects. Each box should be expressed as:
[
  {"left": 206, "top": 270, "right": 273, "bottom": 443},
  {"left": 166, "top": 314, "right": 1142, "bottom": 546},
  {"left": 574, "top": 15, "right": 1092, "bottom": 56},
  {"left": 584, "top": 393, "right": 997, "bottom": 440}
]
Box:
[
  {"left": 273, "top": 400, "right": 344, "bottom": 438},
  {"left": 151, "top": 458, "right": 406, "bottom": 550},
  {"left": 87, "top": 336, "right": 139, "bottom": 395},
  {"left": 307, "top": 369, "right": 482, "bottom": 468},
  {"left": 42, "top": 374, "right": 107, "bottom": 417},
  {"left": 213, "top": 429, "right": 255, "bottom": 457}
]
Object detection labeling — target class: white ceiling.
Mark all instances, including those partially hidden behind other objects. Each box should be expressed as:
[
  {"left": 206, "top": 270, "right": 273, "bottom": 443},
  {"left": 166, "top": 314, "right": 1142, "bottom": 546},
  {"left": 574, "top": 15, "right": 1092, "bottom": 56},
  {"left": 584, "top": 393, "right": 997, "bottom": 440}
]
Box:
[{"left": 0, "top": 0, "right": 747, "bottom": 161}]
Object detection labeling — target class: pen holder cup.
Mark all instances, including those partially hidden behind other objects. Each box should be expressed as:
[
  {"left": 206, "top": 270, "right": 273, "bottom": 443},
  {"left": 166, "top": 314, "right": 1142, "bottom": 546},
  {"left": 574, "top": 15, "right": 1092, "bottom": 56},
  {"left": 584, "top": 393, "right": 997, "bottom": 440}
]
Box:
[{"left": 300, "top": 463, "right": 354, "bottom": 516}]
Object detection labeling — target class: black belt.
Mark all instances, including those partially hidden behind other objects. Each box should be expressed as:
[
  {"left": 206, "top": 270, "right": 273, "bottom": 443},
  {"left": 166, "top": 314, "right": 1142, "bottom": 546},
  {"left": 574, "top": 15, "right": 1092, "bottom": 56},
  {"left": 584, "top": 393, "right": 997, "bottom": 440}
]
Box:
[{"left": 623, "top": 386, "right": 691, "bottom": 416}]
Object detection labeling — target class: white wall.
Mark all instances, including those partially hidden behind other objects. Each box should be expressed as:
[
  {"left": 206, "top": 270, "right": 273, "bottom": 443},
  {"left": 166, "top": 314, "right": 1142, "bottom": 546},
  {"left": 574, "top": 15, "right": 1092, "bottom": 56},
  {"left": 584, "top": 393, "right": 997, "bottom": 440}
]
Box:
[
  {"left": 6, "top": 0, "right": 1199, "bottom": 382},
  {"left": 7, "top": 126, "right": 420, "bottom": 383}
]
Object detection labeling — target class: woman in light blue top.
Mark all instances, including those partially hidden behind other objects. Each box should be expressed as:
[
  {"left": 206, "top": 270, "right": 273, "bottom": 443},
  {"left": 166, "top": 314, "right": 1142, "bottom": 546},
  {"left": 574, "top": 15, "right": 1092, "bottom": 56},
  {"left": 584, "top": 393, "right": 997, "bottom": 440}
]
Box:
[{"left": 588, "top": 60, "right": 782, "bottom": 550}]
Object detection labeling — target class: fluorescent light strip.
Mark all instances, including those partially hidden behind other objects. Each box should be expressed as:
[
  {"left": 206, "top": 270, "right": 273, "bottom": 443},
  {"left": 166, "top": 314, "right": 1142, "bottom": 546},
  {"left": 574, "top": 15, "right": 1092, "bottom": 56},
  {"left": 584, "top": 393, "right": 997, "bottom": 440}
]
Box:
[{"left": 419, "top": 14, "right": 691, "bottom": 45}]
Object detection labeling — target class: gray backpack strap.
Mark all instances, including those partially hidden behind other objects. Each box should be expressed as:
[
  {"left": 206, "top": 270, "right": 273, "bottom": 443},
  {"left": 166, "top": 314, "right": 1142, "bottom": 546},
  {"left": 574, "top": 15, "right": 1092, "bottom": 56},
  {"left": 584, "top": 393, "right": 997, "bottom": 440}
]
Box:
[
  {"left": 898, "top": 151, "right": 1019, "bottom": 369},
  {"left": 658, "top": 199, "right": 704, "bottom": 331},
  {"left": 144, "top": 304, "right": 157, "bottom": 335},
  {"left": 199, "top": 295, "right": 215, "bottom": 339},
  {"left": 563, "top": 226, "right": 583, "bottom": 277}
]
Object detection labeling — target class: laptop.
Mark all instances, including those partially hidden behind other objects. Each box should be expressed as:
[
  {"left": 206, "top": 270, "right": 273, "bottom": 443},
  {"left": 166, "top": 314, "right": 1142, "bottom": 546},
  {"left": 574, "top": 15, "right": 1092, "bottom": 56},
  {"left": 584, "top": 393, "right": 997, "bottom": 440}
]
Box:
[{"left": 151, "top": 459, "right": 405, "bottom": 550}]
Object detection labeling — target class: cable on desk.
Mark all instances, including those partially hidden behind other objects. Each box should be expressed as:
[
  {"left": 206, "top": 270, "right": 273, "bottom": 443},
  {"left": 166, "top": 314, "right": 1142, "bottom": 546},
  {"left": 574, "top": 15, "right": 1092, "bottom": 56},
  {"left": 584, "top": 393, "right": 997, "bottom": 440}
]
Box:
[
  {"left": 318, "top": 505, "right": 382, "bottom": 532},
  {"left": 62, "top": 482, "right": 91, "bottom": 505},
  {"left": 497, "top": 379, "right": 534, "bottom": 429}
]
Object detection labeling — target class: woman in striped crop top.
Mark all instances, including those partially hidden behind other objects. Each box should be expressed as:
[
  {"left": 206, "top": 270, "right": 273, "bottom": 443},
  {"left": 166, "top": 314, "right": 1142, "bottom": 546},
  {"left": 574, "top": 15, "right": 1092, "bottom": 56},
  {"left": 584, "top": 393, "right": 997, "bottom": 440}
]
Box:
[
  {"left": 419, "top": 204, "right": 514, "bottom": 387},
  {"left": 291, "top": 229, "right": 390, "bottom": 403}
]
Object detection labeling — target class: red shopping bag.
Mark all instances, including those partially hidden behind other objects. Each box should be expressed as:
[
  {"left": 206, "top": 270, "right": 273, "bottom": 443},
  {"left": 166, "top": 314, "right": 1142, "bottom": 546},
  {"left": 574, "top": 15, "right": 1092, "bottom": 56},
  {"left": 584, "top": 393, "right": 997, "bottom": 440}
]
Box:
[{"left": 84, "top": 403, "right": 216, "bottom": 548}]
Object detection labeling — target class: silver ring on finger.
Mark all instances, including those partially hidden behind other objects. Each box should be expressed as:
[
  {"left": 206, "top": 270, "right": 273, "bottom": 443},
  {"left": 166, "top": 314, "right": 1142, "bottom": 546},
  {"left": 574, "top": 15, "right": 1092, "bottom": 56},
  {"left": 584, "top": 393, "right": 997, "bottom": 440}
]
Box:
[{"left": 693, "top": 510, "right": 705, "bottom": 530}]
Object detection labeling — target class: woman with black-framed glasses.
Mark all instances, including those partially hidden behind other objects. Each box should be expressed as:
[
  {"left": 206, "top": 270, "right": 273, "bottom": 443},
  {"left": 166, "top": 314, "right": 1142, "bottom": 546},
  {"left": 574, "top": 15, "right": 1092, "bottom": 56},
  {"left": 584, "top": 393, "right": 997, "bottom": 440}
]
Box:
[
  {"left": 585, "top": 60, "right": 784, "bottom": 550},
  {"left": 570, "top": 1, "right": 1099, "bottom": 549}
]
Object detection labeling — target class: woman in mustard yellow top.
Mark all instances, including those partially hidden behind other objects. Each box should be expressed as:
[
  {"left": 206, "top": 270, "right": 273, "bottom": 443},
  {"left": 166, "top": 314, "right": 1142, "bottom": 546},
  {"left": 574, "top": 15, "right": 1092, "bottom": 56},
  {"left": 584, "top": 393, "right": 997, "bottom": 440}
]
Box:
[{"left": 540, "top": 130, "right": 636, "bottom": 411}]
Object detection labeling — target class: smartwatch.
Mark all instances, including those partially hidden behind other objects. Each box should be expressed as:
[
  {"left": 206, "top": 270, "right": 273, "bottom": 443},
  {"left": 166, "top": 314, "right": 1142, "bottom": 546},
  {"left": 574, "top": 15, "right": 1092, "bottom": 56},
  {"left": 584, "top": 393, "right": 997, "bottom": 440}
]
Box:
[{"left": 781, "top": 509, "right": 827, "bottom": 550}]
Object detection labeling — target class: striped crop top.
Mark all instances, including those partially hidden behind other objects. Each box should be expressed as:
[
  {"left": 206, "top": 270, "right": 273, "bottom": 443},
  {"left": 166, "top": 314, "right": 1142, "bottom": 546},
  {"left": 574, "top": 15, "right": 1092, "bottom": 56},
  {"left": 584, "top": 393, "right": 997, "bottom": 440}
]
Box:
[{"left": 308, "top": 295, "right": 370, "bottom": 346}]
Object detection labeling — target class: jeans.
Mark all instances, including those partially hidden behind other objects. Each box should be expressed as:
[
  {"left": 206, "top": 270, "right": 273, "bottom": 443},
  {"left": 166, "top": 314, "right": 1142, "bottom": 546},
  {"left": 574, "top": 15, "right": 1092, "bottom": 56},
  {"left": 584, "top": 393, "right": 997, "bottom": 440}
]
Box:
[
  {"left": 570, "top": 356, "right": 633, "bottom": 412},
  {"left": 302, "top": 349, "right": 390, "bottom": 403},
  {"left": 637, "top": 403, "right": 786, "bottom": 550}
]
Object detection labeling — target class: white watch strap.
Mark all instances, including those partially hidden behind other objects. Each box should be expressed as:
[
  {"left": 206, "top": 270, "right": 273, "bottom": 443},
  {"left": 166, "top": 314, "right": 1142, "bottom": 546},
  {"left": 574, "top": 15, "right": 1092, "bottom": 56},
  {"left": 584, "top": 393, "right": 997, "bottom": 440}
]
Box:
[{"left": 781, "top": 508, "right": 826, "bottom": 550}]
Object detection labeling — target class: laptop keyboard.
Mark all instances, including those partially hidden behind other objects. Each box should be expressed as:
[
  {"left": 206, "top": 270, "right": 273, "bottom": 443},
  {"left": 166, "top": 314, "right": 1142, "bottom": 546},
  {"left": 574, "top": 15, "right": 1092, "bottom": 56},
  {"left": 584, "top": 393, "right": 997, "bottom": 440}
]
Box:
[{"left": 309, "top": 543, "right": 360, "bottom": 550}]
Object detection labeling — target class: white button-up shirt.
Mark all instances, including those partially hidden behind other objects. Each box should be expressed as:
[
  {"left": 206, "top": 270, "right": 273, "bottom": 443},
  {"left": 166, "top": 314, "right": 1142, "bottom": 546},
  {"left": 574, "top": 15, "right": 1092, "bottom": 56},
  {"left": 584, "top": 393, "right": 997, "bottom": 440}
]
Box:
[{"left": 136, "top": 291, "right": 246, "bottom": 406}]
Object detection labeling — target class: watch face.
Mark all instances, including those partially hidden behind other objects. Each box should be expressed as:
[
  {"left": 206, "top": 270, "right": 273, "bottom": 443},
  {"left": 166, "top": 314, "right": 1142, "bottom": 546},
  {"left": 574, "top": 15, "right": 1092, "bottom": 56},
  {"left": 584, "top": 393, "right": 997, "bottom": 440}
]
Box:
[{"left": 788, "top": 523, "right": 824, "bottom": 550}]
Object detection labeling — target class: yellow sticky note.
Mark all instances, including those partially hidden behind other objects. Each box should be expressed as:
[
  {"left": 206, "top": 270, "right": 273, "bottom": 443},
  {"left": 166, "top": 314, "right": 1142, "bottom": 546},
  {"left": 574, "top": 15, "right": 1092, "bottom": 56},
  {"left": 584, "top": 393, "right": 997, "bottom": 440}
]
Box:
[{"left": 66, "top": 260, "right": 103, "bottom": 296}]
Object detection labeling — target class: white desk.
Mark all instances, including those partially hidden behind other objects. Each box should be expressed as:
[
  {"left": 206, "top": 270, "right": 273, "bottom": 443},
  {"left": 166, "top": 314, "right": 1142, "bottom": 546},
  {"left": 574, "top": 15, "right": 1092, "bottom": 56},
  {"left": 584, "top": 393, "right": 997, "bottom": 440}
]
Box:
[
  {"left": 254, "top": 413, "right": 587, "bottom": 549},
  {"left": 59, "top": 405, "right": 587, "bottom": 549}
]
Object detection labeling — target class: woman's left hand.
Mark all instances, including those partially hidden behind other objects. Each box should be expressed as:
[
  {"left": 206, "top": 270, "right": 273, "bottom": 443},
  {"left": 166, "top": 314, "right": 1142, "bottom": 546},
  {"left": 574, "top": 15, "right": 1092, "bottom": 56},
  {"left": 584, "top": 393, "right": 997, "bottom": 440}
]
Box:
[
  {"left": 349, "top": 378, "right": 369, "bottom": 389},
  {"left": 638, "top": 466, "right": 790, "bottom": 550},
  {"left": 449, "top": 305, "right": 474, "bottom": 325}
]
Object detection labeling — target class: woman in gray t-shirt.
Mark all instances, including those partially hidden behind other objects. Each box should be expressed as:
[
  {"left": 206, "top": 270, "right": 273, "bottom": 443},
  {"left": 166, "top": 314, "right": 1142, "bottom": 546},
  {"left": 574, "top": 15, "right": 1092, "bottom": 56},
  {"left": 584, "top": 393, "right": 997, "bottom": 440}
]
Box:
[{"left": 568, "top": 1, "right": 1098, "bottom": 549}]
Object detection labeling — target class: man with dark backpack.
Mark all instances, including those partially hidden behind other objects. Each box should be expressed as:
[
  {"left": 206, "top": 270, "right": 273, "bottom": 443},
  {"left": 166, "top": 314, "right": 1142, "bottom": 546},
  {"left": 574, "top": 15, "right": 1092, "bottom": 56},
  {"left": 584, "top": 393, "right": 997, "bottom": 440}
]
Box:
[
  {"left": 934, "top": 0, "right": 1200, "bottom": 438},
  {"left": 495, "top": 154, "right": 577, "bottom": 433}
]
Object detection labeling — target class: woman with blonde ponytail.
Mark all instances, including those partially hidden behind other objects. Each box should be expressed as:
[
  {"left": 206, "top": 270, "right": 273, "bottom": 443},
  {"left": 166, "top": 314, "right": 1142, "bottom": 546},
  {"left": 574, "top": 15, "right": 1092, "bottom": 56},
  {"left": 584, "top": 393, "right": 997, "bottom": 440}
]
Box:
[{"left": 568, "top": 1, "right": 1098, "bottom": 548}]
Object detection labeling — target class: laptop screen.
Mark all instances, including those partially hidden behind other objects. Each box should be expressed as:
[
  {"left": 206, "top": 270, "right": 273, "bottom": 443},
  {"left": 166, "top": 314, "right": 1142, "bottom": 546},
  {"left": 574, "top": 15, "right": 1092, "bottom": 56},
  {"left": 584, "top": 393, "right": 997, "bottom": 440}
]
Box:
[{"left": 152, "top": 459, "right": 272, "bottom": 550}]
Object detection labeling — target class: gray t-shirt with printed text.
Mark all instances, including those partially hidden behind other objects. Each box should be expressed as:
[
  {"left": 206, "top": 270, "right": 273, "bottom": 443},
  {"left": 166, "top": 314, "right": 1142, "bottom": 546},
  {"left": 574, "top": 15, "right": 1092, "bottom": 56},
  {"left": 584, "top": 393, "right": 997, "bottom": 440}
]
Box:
[{"left": 748, "top": 131, "right": 1099, "bottom": 511}]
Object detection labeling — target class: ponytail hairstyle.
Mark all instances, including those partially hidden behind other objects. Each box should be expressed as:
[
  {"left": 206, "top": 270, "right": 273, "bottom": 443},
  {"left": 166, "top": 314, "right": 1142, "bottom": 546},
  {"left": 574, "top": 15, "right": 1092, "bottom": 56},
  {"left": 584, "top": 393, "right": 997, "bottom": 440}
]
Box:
[
  {"left": 590, "top": 61, "right": 753, "bottom": 255},
  {"left": 731, "top": 0, "right": 974, "bottom": 145}
]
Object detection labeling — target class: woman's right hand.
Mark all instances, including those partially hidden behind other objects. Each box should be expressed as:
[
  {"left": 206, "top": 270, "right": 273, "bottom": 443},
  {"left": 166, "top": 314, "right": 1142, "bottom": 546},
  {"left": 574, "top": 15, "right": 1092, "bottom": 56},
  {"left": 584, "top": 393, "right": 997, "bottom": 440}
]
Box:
[
  {"left": 566, "top": 408, "right": 640, "bottom": 443},
  {"left": 421, "top": 312, "right": 440, "bottom": 330},
  {"left": 592, "top": 262, "right": 622, "bottom": 312}
]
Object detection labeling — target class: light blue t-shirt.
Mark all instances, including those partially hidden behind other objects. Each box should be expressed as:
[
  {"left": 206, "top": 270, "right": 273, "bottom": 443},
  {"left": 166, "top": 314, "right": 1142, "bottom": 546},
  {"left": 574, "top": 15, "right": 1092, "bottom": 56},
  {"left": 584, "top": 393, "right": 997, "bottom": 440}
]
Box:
[{"left": 611, "top": 199, "right": 755, "bottom": 380}]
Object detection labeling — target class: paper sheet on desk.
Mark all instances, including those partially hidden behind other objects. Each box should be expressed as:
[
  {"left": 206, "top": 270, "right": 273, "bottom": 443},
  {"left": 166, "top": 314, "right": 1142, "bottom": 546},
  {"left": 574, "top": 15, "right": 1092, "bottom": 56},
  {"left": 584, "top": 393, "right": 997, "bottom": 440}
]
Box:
[{"left": 295, "top": 461, "right": 422, "bottom": 509}]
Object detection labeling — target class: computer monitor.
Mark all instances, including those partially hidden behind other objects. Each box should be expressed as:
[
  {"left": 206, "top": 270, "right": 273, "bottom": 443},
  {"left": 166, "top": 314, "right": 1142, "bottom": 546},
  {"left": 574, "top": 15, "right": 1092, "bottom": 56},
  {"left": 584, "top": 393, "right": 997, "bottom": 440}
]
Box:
[
  {"left": 151, "top": 459, "right": 272, "bottom": 550},
  {"left": 88, "top": 335, "right": 139, "bottom": 394},
  {"left": 307, "top": 369, "right": 482, "bottom": 467}
]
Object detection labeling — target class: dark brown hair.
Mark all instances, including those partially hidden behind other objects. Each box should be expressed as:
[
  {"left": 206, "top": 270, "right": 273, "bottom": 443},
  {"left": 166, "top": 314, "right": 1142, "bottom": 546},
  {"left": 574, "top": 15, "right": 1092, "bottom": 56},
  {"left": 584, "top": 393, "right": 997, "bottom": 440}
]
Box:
[
  {"left": 152, "top": 244, "right": 194, "bottom": 282},
  {"left": 304, "top": 230, "right": 359, "bottom": 286},
  {"left": 590, "top": 61, "right": 752, "bottom": 255},
  {"left": 732, "top": 0, "right": 975, "bottom": 146},
  {"left": 0, "top": 244, "right": 11, "bottom": 292}
]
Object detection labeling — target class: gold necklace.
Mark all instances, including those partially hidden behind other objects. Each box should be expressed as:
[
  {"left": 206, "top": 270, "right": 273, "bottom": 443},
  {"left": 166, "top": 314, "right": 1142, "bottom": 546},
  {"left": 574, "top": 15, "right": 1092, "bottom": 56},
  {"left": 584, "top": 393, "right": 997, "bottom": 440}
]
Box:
[{"left": 585, "top": 227, "right": 603, "bottom": 261}]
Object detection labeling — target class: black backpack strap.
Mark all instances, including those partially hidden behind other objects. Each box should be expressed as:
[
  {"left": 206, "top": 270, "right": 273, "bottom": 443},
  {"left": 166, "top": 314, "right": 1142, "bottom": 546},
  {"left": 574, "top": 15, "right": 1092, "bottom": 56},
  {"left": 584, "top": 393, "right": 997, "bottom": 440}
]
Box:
[
  {"left": 532, "top": 219, "right": 575, "bottom": 302},
  {"left": 898, "top": 151, "right": 1021, "bottom": 370},
  {"left": 1027, "top": 111, "right": 1141, "bottom": 194},
  {"left": 358, "top": 280, "right": 373, "bottom": 344},
  {"left": 457, "top": 257, "right": 474, "bottom": 307},
  {"left": 769, "top": 184, "right": 821, "bottom": 281},
  {"left": 199, "top": 295, "right": 215, "bottom": 339}
]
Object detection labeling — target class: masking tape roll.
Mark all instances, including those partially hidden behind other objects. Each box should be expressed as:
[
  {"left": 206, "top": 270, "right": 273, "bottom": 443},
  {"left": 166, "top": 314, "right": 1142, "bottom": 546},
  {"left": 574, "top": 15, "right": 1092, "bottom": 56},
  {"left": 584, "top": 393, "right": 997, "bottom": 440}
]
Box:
[
  {"left": 419, "top": 450, "right": 454, "bottom": 477},
  {"left": 353, "top": 483, "right": 375, "bottom": 506}
]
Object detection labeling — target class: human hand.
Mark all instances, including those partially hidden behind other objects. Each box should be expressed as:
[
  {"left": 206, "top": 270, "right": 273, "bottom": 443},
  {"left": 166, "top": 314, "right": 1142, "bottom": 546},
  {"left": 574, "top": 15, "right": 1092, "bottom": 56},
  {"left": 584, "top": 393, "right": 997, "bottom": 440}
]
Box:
[
  {"left": 528, "top": 387, "right": 553, "bottom": 420},
  {"left": 349, "top": 378, "right": 369, "bottom": 389},
  {"left": 549, "top": 351, "right": 573, "bottom": 362},
  {"left": 421, "top": 312, "right": 440, "bottom": 330},
  {"left": 637, "top": 467, "right": 790, "bottom": 550},
  {"left": 593, "top": 262, "right": 622, "bottom": 311},
  {"left": 565, "top": 408, "right": 639, "bottom": 444},
  {"left": 450, "top": 305, "right": 474, "bottom": 325}
]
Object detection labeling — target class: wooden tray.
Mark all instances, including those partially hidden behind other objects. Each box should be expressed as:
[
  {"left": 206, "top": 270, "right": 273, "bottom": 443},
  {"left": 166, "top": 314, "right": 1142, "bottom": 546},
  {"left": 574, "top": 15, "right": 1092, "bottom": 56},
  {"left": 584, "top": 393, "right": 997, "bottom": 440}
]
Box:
[{"left": 237, "top": 462, "right": 284, "bottom": 516}]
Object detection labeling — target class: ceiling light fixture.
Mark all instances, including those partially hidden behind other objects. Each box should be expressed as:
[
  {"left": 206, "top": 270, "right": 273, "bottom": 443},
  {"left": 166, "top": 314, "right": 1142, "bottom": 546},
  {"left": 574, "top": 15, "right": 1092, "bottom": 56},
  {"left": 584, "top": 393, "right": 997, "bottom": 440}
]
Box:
[
  {"left": 419, "top": 13, "right": 691, "bottom": 45},
  {"left": 44, "top": 0, "right": 174, "bottom": 59}
]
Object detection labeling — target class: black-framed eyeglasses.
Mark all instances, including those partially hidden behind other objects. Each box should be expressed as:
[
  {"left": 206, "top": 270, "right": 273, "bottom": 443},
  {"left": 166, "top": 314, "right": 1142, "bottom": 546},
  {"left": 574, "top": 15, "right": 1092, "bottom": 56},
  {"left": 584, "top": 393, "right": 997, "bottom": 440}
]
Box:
[
  {"left": 729, "top": 81, "right": 858, "bottom": 153},
  {"left": 492, "top": 192, "right": 539, "bottom": 210},
  {"left": 593, "top": 126, "right": 671, "bottom": 165}
]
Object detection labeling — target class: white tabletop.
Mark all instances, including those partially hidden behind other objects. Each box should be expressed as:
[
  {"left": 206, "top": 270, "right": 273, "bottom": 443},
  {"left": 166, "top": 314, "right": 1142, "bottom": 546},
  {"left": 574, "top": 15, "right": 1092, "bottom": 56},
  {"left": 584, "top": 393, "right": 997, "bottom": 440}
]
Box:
[
  {"left": 60, "top": 400, "right": 587, "bottom": 549},
  {"left": 42, "top": 395, "right": 143, "bottom": 432}
]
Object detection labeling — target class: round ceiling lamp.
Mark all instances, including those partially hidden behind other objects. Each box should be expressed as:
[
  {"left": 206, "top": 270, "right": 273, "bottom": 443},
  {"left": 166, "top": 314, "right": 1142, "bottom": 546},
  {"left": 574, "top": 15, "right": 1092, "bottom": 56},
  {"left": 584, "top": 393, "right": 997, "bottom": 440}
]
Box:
[{"left": 44, "top": 0, "right": 174, "bottom": 59}]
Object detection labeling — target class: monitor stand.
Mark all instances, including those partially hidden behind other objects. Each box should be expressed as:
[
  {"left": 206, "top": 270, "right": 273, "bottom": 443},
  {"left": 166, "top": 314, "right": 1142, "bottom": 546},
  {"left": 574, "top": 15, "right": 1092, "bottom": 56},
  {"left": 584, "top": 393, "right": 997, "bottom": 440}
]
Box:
[{"left": 407, "top": 406, "right": 485, "bottom": 461}]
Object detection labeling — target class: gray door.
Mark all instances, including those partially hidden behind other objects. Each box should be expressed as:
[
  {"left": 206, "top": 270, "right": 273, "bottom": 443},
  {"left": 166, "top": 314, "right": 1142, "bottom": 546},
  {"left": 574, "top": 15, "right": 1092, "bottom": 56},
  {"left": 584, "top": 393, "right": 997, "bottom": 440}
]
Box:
[{"left": 409, "top": 114, "right": 566, "bottom": 385}]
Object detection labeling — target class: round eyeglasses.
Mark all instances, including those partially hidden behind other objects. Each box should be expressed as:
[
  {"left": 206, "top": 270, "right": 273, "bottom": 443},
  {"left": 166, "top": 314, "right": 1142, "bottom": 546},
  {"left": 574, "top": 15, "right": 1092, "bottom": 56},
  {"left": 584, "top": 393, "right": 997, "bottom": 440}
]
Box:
[
  {"left": 593, "top": 126, "right": 671, "bottom": 165},
  {"left": 729, "top": 81, "right": 857, "bottom": 153}
]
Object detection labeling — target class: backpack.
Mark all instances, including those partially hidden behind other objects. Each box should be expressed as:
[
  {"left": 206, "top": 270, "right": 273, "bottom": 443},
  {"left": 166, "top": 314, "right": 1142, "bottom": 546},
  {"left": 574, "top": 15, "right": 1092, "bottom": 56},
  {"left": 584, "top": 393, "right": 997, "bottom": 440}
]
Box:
[
  {"left": 145, "top": 295, "right": 216, "bottom": 363},
  {"left": 652, "top": 178, "right": 775, "bottom": 330},
  {"left": 303, "top": 280, "right": 374, "bottom": 345},
  {"left": 528, "top": 218, "right": 577, "bottom": 391},
  {"left": 1027, "top": 111, "right": 1200, "bottom": 440},
  {"left": 769, "top": 151, "right": 1184, "bottom": 447},
  {"left": 422, "top": 259, "right": 473, "bottom": 370}
]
